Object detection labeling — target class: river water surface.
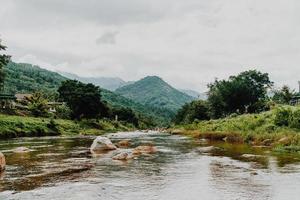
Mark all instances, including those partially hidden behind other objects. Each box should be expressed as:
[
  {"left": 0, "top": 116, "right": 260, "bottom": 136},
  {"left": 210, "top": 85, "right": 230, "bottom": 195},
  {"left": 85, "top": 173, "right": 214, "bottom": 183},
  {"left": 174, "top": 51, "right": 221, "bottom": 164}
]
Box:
[{"left": 0, "top": 131, "right": 300, "bottom": 200}]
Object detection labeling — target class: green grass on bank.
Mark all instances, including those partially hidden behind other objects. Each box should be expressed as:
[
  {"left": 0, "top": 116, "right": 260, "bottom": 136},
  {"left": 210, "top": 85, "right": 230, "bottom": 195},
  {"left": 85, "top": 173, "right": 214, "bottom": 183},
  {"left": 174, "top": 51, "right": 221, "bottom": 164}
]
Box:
[
  {"left": 171, "top": 105, "right": 300, "bottom": 152},
  {"left": 0, "top": 114, "right": 133, "bottom": 139}
]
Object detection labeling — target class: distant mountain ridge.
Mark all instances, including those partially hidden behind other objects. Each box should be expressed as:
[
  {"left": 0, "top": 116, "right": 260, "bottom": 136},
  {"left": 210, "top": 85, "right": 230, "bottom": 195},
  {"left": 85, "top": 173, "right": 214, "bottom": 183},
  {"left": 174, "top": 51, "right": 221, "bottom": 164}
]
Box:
[
  {"left": 115, "top": 76, "right": 195, "bottom": 114},
  {"left": 58, "top": 71, "right": 128, "bottom": 91}
]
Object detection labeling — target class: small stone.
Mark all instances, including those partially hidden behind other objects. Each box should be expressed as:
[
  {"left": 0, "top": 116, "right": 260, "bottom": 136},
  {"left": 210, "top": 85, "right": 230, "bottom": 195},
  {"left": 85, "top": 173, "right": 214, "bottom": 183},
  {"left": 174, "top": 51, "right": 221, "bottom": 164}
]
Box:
[
  {"left": 13, "top": 147, "right": 30, "bottom": 153},
  {"left": 0, "top": 152, "right": 5, "bottom": 171}
]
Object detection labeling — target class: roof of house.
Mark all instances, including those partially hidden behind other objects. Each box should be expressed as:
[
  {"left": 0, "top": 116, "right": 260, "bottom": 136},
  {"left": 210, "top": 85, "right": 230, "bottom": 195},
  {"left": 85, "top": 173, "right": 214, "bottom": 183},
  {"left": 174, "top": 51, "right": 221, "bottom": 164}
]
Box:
[{"left": 15, "top": 93, "right": 32, "bottom": 100}]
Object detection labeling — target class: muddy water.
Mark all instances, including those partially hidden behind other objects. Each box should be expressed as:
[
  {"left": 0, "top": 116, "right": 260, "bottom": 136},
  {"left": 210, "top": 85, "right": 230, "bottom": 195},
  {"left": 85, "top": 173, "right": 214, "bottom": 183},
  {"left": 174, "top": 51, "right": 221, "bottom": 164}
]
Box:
[{"left": 0, "top": 131, "right": 300, "bottom": 200}]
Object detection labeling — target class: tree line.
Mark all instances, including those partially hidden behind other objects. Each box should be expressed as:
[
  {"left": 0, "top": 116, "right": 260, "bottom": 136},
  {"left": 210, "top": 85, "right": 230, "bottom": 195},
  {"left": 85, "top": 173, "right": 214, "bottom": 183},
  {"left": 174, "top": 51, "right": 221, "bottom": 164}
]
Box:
[{"left": 174, "top": 70, "right": 298, "bottom": 124}]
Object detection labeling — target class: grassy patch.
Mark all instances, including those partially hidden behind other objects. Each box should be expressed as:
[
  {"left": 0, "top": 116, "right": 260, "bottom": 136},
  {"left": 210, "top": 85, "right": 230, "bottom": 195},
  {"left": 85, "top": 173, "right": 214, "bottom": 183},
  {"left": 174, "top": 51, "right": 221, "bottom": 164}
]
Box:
[
  {"left": 0, "top": 114, "right": 133, "bottom": 139},
  {"left": 171, "top": 105, "right": 300, "bottom": 152}
]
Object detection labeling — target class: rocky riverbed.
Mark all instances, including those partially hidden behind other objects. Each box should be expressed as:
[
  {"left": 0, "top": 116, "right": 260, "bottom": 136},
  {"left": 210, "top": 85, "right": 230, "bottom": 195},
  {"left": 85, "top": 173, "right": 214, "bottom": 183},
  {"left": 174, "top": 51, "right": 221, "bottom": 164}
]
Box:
[{"left": 0, "top": 131, "right": 300, "bottom": 200}]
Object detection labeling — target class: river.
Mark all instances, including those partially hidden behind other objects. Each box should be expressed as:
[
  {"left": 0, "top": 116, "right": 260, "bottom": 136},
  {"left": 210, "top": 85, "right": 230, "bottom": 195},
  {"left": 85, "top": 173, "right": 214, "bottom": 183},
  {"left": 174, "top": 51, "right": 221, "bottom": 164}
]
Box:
[{"left": 0, "top": 131, "right": 300, "bottom": 200}]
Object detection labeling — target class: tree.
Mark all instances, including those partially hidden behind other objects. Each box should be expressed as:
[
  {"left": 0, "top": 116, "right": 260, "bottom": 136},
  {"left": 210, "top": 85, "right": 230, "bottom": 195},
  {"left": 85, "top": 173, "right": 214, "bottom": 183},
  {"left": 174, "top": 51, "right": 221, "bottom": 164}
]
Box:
[
  {"left": 174, "top": 100, "right": 210, "bottom": 124},
  {"left": 26, "top": 92, "right": 49, "bottom": 117},
  {"left": 111, "top": 107, "right": 139, "bottom": 126},
  {"left": 0, "top": 39, "right": 10, "bottom": 89},
  {"left": 58, "top": 80, "right": 108, "bottom": 119},
  {"left": 272, "top": 85, "right": 295, "bottom": 104},
  {"left": 207, "top": 70, "right": 273, "bottom": 118}
]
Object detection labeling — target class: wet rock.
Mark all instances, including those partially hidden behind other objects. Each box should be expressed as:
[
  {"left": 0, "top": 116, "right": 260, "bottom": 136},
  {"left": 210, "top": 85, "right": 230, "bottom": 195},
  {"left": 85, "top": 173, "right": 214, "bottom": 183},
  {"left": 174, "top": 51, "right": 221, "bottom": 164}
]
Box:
[
  {"left": 241, "top": 154, "right": 265, "bottom": 159},
  {"left": 13, "top": 147, "right": 30, "bottom": 153},
  {"left": 196, "top": 146, "right": 219, "bottom": 153},
  {"left": 250, "top": 171, "right": 258, "bottom": 176},
  {"left": 278, "top": 137, "right": 290, "bottom": 145},
  {"left": 112, "top": 152, "right": 133, "bottom": 160},
  {"left": 261, "top": 139, "right": 272, "bottom": 146},
  {"left": 116, "top": 140, "right": 131, "bottom": 148},
  {"left": 0, "top": 152, "right": 5, "bottom": 171},
  {"left": 90, "top": 136, "right": 117, "bottom": 154},
  {"left": 170, "top": 129, "right": 184, "bottom": 135},
  {"left": 132, "top": 145, "right": 157, "bottom": 155}
]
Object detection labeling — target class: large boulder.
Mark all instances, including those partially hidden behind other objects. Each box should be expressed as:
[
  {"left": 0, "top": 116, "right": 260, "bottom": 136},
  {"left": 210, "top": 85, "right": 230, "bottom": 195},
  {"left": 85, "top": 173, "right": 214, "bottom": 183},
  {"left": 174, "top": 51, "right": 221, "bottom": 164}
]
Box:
[
  {"left": 90, "top": 136, "right": 117, "bottom": 154},
  {"left": 13, "top": 147, "right": 30, "bottom": 153},
  {"left": 0, "top": 152, "right": 5, "bottom": 171}
]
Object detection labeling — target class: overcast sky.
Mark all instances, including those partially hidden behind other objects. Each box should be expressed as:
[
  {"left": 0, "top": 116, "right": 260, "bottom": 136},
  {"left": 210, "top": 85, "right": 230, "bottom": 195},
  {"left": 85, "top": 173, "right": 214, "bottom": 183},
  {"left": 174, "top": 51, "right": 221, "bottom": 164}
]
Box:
[{"left": 0, "top": 0, "right": 299, "bottom": 92}]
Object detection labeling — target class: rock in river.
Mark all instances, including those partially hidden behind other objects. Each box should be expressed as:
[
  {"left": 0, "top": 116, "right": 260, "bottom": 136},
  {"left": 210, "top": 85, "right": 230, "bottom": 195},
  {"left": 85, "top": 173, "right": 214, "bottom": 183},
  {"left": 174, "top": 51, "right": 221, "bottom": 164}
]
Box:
[
  {"left": 112, "top": 152, "right": 133, "bottom": 161},
  {"left": 90, "top": 136, "right": 117, "bottom": 154},
  {"left": 116, "top": 140, "right": 131, "bottom": 148},
  {"left": 196, "top": 146, "right": 219, "bottom": 153},
  {"left": 0, "top": 152, "right": 5, "bottom": 171},
  {"left": 132, "top": 145, "right": 157, "bottom": 155},
  {"left": 13, "top": 147, "right": 31, "bottom": 153}
]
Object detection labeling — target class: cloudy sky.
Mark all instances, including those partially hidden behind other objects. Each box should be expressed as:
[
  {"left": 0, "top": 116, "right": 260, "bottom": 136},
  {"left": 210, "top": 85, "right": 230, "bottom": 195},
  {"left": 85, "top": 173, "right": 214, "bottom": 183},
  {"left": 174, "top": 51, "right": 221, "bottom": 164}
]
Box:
[{"left": 0, "top": 0, "right": 299, "bottom": 92}]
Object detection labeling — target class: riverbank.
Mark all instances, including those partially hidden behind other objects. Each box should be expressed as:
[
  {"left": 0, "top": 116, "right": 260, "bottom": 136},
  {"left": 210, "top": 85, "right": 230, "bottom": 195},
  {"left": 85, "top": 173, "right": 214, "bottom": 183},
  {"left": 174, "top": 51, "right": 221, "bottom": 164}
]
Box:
[
  {"left": 0, "top": 114, "right": 134, "bottom": 139},
  {"left": 170, "top": 106, "right": 300, "bottom": 152}
]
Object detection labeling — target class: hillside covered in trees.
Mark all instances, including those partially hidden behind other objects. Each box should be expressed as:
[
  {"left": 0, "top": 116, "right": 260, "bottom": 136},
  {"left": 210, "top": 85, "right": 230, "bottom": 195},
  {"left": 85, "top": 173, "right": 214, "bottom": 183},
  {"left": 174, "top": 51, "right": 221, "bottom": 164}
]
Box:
[
  {"left": 115, "top": 76, "right": 195, "bottom": 115},
  {"left": 2, "top": 62, "right": 174, "bottom": 125}
]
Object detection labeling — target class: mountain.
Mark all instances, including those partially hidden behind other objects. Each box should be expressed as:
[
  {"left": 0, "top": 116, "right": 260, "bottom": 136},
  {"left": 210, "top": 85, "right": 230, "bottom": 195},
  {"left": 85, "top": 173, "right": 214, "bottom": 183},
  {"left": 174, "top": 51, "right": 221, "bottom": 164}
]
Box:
[
  {"left": 115, "top": 76, "right": 195, "bottom": 113},
  {"left": 3, "top": 62, "right": 67, "bottom": 95},
  {"left": 58, "top": 71, "right": 127, "bottom": 91},
  {"left": 180, "top": 89, "right": 200, "bottom": 98},
  {"left": 3, "top": 62, "right": 171, "bottom": 125}
]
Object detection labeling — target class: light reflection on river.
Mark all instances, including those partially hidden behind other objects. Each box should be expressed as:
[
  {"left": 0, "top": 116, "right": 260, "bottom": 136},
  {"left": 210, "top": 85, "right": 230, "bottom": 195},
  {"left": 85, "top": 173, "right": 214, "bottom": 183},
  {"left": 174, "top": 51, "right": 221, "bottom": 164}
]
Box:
[{"left": 0, "top": 131, "right": 300, "bottom": 200}]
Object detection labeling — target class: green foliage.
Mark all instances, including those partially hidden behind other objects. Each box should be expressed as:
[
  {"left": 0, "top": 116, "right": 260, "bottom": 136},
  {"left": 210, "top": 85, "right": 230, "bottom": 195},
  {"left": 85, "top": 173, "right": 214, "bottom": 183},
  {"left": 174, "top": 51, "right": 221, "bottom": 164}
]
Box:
[
  {"left": 115, "top": 76, "right": 195, "bottom": 115},
  {"left": 110, "top": 107, "right": 139, "bottom": 127},
  {"left": 3, "top": 62, "right": 171, "bottom": 126},
  {"left": 0, "top": 114, "right": 132, "bottom": 139},
  {"left": 272, "top": 85, "right": 295, "bottom": 104},
  {"left": 26, "top": 92, "right": 50, "bottom": 117},
  {"left": 289, "top": 109, "right": 300, "bottom": 129},
  {"left": 3, "top": 62, "right": 66, "bottom": 98},
  {"left": 174, "top": 100, "right": 210, "bottom": 124},
  {"left": 0, "top": 39, "right": 10, "bottom": 89},
  {"left": 58, "top": 80, "right": 108, "bottom": 119},
  {"left": 274, "top": 107, "right": 292, "bottom": 126},
  {"left": 55, "top": 105, "right": 72, "bottom": 119},
  {"left": 207, "top": 70, "right": 272, "bottom": 118}
]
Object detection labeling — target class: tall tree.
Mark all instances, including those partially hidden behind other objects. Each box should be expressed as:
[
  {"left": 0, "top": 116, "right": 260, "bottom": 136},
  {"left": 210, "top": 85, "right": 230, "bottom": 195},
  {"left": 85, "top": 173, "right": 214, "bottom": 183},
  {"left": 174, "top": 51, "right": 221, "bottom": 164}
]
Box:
[
  {"left": 58, "top": 80, "right": 108, "bottom": 119},
  {"left": 272, "top": 85, "right": 295, "bottom": 104},
  {"left": 207, "top": 70, "right": 273, "bottom": 118},
  {"left": 0, "top": 39, "right": 10, "bottom": 89}
]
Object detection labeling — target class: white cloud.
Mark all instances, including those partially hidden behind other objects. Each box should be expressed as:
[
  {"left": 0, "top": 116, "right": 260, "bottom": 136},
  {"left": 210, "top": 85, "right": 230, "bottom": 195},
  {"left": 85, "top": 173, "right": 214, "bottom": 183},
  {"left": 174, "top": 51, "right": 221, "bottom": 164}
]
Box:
[{"left": 1, "top": 0, "right": 300, "bottom": 92}]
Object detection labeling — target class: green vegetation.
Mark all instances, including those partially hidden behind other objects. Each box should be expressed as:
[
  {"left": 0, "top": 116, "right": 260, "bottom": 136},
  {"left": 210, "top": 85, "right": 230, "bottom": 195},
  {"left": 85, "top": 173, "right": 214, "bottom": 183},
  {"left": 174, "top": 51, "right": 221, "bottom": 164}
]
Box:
[
  {"left": 115, "top": 76, "right": 195, "bottom": 118},
  {"left": 0, "top": 40, "right": 10, "bottom": 89},
  {"left": 172, "top": 106, "right": 300, "bottom": 152},
  {"left": 0, "top": 114, "right": 132, "bottom": 139},
  {"left": 58, "top": 80, "right": 108, "bottom": 119},
  {"left": 2, "top": 62, "right": 173, "bottom": 126},
  {"left": 3, "top": 62, "right": 66, "bottom": 97},
  {"left": 272, "top": 85, "right": 296, "bottom": 104}
]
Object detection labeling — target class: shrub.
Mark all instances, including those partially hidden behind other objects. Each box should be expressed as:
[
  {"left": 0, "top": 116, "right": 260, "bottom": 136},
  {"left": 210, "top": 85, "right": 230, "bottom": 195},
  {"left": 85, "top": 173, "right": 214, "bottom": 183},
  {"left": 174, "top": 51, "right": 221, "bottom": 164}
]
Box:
[
  {"left": 289, "top": 109, "right": 300, "bottom": 129},
  {"left": 274, "top": 107, "right": 292, "bottom": 126}
]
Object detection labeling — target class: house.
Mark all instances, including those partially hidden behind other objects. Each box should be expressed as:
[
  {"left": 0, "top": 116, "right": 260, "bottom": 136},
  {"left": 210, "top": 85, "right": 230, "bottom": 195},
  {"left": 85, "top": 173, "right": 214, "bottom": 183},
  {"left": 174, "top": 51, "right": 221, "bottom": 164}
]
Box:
[
  {"left": 47, "top": 102, "right": 64, "bottom": 113},
  {"left": 15, "top": 93, "right": 33, "bottom": 102},
  {"left": 0, "top": 93, "right": 16, "bottom": 109}
]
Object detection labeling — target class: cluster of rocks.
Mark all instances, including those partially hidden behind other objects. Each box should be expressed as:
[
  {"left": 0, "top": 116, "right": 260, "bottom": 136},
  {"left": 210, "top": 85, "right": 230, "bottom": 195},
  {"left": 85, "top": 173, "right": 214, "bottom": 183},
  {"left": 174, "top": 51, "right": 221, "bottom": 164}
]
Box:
[{"left": 90, "top": 136, "right": 157, "bottom": 161}]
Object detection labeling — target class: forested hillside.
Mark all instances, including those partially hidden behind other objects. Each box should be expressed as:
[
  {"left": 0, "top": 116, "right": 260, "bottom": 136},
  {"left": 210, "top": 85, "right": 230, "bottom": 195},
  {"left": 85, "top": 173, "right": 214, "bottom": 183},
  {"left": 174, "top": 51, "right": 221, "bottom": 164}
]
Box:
[
  {"left": 3, "top": 62, "right": 66, "bottom": 95},
  {"left": 115, "top": 76, "right": 195, "bottom": 114},
  {"left": 2, "top": 62, "right": 172, "bottom": 125}
]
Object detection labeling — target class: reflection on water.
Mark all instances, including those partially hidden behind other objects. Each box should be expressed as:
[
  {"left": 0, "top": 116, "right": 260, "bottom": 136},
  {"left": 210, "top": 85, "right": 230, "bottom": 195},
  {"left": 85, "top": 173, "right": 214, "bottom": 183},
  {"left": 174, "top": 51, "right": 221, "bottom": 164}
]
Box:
[{"left": 0, "top": 132, "right": 300, "bottom": 200}]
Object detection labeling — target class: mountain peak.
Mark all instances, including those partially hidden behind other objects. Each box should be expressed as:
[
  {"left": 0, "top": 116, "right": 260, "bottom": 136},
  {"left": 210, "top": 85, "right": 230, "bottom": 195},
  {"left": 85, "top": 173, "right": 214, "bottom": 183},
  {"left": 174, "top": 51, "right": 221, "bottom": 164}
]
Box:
[{"left": 115, "top": 76, "right": 195, "bottom": 113}]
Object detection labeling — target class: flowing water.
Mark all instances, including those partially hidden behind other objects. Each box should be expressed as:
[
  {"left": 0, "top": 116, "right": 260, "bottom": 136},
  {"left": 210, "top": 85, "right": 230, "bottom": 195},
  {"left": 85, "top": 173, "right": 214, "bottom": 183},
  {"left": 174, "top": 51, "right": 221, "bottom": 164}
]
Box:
[{"left": 0, "top": 131, "right": 300, "bottom": 200}]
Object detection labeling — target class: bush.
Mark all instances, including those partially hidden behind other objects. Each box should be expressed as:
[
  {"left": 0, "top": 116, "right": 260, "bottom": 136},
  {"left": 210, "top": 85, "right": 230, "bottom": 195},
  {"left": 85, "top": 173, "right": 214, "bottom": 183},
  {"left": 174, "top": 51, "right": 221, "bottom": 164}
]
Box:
[
  {"left": 289, "top": 109, "right": 300, "bottom": 129},
  {"left": 274, "top": 107, "right": 292, "bottom": 126}
]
